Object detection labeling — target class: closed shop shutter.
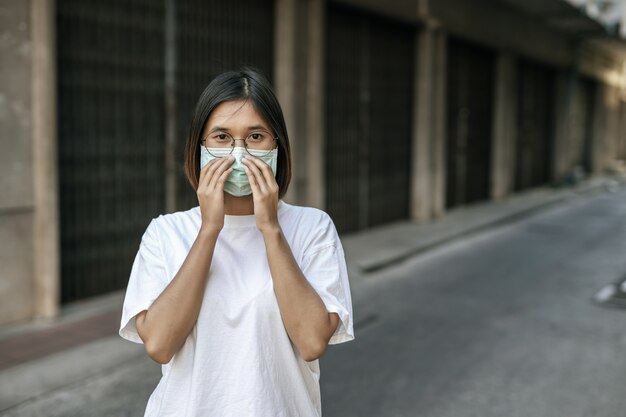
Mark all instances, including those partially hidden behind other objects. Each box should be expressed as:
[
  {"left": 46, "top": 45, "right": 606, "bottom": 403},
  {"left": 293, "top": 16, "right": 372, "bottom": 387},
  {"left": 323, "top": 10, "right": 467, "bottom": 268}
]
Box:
[
  {"left": 57, "top": 0, "right": 166, "bottom": 303},
  {"left": 515, "top": 59, "right": 555, "bottom": 191},
  {"left": 446, "top": 38, "right": 494, "bottom": 208},
  {"left": 619, "top": 101, "right": 626, "bottom": 162},
  {"left": 57, "top": 0, "right": 274, "bottom": 303},
  {"left": 569, "top": 77, "right": 596, "bottom": 173},
  {"left": 326, "top": 4, "right": 414, "bottom": 233},
  {"left": 174, "top": 0, "right": 274, "bottom": 209}
]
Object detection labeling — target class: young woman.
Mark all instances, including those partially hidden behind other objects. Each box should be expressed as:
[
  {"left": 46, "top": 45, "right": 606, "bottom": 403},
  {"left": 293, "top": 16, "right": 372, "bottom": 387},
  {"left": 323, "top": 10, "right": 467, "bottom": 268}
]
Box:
[{"left": 119, "top": 68, "right": 354, "bottom": 417}]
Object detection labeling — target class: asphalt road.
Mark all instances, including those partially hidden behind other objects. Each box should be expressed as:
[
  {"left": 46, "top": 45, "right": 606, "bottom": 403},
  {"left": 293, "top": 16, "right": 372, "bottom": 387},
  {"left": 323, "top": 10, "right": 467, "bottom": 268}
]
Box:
[
  {"left": 4, "top": 188, "right": 626, "bottom": 417},
  {"left": 321, "top": 188, "right": 626, "bottom": 417}
]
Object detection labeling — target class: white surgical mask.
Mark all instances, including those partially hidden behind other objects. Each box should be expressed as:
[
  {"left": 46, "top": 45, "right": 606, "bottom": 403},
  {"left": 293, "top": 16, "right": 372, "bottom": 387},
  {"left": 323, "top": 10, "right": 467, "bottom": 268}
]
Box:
[{"left": 200, "top": 147, "right": 278, "bottom": 196}]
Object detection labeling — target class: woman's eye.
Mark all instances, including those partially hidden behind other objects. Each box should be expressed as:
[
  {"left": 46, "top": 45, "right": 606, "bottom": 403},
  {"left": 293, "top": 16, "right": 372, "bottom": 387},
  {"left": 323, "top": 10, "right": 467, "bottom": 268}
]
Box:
[
  {"left": 215, "top": 134, "right": 229, "bottom": 140},
  {"left": 249, "top": 133, "right": 262, "bottom": 140}
]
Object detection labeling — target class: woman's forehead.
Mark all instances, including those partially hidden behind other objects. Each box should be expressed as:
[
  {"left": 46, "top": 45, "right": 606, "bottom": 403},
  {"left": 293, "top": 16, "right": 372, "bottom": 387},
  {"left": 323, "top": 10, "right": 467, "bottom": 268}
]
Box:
[{"left": 205, "top": 100, "right": 268, "bottom": 131}]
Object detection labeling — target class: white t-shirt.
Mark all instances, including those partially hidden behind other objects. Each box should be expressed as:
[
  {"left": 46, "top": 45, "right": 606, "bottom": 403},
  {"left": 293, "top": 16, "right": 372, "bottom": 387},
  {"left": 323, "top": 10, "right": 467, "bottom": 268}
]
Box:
[{"left": 119, "top": 200, "right": 354, "bottom": 417}]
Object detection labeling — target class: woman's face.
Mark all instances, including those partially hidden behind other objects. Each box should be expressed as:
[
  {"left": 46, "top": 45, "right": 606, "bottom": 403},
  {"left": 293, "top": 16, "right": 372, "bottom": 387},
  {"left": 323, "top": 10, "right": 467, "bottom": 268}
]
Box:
[{"left": 201, "top": 100, "right": 274, "bottom": 151}]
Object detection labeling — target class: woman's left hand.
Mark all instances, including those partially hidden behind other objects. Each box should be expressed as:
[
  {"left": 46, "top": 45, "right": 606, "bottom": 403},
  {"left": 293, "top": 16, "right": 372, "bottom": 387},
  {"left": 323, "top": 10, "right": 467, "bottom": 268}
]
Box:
[{"left": 242, "top": 155, "right": 280, "bottom": 234}]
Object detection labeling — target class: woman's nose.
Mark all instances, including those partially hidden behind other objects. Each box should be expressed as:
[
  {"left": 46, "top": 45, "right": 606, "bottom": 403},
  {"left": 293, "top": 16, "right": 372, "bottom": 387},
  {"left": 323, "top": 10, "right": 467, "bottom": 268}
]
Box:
[{"left": 232, "top": 138, "right": 246, "bottom": 149}]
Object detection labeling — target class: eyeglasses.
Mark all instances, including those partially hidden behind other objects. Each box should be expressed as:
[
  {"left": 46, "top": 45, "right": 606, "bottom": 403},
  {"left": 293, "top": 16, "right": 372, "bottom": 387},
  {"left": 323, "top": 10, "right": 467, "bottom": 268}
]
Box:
[{"left": 201, "top": 130, "right": 278, "bottom": 158}]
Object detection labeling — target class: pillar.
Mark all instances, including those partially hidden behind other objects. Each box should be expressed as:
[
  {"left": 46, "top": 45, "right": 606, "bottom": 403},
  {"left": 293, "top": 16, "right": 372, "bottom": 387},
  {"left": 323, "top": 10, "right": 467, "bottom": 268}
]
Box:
[
  {"left": 31, "top": 0, "right": 60, "bottom": 320},
  {"left": 491, "top": 52, "right": 517, "bottom": 199},
  {"left": 551, "top": 70, "right": 573, "bottom": 183},
  {"left": 274, "top": 0, "right": 325, "bottom": 209},
  {"left": 411, "top": 23, "right": 447, "bottom": 221}
]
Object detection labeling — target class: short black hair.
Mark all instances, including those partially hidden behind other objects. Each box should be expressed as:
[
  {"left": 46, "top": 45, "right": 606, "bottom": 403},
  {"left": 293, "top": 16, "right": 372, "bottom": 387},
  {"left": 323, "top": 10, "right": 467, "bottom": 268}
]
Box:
[{"left": 184, "top": 68, "right": 292, "bottom": 198}]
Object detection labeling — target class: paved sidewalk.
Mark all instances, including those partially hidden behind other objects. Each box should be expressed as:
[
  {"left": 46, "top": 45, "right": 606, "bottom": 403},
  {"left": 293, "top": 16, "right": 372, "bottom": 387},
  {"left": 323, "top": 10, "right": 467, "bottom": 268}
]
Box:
[
  {"left": 342, "top": 176, "right": 619, "bottom": 280},
  {"left": 0, "top": 175, "right": 623, "bottom": 413}
]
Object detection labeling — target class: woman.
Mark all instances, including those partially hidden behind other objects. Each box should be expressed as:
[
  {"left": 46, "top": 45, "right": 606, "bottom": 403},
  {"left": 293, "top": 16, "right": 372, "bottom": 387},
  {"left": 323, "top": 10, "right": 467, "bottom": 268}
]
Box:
[{"left": 119, "top": 68, "right": 354, "bottom": 417}]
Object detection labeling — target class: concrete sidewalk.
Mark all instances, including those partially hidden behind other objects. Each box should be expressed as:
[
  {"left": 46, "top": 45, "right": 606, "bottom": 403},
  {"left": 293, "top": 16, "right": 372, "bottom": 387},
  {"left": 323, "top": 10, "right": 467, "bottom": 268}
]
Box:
[
  {"left": 0, "top": 175, "right": 623, "bottom": 413},
  {"left": 342, "top": 176, "right": 620, "bottom": 280}
]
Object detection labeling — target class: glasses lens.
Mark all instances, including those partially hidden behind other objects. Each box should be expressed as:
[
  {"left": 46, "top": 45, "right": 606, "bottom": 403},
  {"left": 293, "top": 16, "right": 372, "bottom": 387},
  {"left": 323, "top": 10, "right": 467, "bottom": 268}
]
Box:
[
  {"left": 204, "top": 144, "right": 233, "bottom": 158},
  {"left": 202, "top": 132, "right": 234, "bottom": 158},
  {"left": 245, "top": 138, "right": 277, "bottom": 157}
]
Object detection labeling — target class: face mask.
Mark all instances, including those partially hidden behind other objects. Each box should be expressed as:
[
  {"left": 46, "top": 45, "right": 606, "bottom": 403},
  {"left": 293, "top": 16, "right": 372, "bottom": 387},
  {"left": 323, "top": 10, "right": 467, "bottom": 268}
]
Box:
[{"left": 200, "top": 146, "right": 278, "bottom": 196}]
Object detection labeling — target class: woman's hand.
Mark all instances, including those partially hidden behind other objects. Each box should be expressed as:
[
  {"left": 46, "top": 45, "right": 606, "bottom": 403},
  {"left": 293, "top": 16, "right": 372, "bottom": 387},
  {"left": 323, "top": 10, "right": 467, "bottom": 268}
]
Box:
[
  {"left": 197, "top": 156, "right": 234, "bottom": 233},
  {"left": 242, "top": 155, "right": 280, "bottom": 234}
]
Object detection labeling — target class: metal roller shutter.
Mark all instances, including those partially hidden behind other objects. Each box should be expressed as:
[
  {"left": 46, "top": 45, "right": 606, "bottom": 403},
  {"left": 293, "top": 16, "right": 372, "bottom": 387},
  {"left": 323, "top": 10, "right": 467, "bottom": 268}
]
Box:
[
  {"left": 174, "top": 0, "right": 274, "bottom": 209},
  {"left": 446, "top": 38, "right": 494, "bottom": 208},
  {"left": 326, "top": 4, "right": 413, "bottom": 233},
  {"left": 57, "top": 0, "right": 166, "bottom": 303},
  {"left": 57, "top": 0, "right": 274, "bottom": 303},
  {"left": 515, "top": 59, "right": 555, "bottom": 191}
]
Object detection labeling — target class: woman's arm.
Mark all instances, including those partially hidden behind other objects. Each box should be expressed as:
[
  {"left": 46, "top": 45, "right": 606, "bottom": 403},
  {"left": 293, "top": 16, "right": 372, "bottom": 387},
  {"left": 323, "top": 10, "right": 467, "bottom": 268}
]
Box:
[
  {"left": 262, "top": 227, "right": 340, "bottom": 361},
  {"left": 135, "top": 227, "right": 219, "bottom": 364},
  {"left": 242, "top": 155, "right": 339, "bottom": 362},
  {"left": 136, "top": 156, "right": 234, "bottom": 364}
]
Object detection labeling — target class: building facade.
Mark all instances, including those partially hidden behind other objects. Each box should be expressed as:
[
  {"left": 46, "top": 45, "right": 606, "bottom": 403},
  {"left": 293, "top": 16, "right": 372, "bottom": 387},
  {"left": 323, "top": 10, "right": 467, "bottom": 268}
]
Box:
[{"left": 2, "top": 0, "right": 626, "bottom": 325}]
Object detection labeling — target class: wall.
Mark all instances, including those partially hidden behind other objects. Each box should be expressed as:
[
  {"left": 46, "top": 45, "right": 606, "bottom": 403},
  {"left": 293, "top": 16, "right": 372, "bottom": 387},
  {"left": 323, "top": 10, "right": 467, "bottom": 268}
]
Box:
[{"left": 0, "top": 0, "right": 35, "bottom": 323}]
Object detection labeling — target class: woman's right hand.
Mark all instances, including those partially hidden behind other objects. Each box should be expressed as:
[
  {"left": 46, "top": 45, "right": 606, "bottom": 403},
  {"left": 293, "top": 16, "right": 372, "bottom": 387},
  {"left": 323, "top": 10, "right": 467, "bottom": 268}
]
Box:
[{"left": 197, "top": 156, "right": 234, "bottom": 233}]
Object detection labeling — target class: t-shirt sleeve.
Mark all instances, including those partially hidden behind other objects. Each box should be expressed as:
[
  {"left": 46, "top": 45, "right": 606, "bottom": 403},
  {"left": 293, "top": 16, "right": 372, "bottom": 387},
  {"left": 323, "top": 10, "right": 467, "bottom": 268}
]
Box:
[
  {"left": 301, "top": 218, "right": 355, "bottom": 345},
  {"left": 119, "top": 218, "right": 169, "bottom": 344}
]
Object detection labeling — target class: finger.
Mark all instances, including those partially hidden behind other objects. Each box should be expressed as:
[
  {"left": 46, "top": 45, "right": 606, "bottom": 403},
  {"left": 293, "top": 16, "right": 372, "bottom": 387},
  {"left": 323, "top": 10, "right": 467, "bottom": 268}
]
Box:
[
  {"left": 199, "top": 158, "right": 230, "bottom": 196},
  {"left": 244, "top": 156, "right": 277, "bottom": 191},
  {"left": 207, "top": 157, "right": 234, "bottom": 190},
  {"left": 215, "top": 167, "right": 234, "bottom": 189},
  {"left": 243, "top": 164, "right": 262, "bottom": 196},
  {"left": 242, "top": 157, "right": 268, "bottom": 194},
  {"left": 198, "top": 158, "right": 221, "bottom": 190}
]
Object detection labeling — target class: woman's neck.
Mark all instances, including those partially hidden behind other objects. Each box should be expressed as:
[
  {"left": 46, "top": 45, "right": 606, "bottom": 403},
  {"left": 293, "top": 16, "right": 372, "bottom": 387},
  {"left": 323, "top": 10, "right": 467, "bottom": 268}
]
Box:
[{"left": 223, "top": 193, "right": 255, "bottom": 215}]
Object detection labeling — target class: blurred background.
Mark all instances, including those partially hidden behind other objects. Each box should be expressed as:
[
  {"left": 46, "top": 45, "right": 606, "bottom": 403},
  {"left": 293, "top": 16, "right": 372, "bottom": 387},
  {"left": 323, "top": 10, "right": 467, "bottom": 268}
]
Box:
[{"left": 2, "top": 0, "right": 626, "bottom": 416}]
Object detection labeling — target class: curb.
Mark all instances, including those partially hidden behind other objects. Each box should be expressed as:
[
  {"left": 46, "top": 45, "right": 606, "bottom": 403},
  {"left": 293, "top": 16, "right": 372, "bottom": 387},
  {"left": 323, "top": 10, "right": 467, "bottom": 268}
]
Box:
[{"left": 342, "top": 176, "right": 621, "bottom": 279}]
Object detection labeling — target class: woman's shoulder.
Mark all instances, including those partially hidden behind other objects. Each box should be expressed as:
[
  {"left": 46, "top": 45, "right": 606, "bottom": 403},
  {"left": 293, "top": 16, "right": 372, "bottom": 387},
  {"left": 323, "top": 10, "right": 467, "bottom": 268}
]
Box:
[
  {"left": 279, "top": 201, "right": 339, "bottom": 241},
  {"left": 279, "top": 200, "right": 333, "bottom": 226},
  {"left": 147, "top": 206, "right": 201, "bottom": 234}
]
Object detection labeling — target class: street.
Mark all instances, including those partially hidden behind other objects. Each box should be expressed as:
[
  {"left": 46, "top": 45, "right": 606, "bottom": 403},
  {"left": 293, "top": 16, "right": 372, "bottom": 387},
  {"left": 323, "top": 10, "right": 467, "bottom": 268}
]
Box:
[
  {"left": 4, "top": 188, "right": 626, "bottom": 417},
  {"left": 322, "top": 188, "right": 626, "bottom": 417}
]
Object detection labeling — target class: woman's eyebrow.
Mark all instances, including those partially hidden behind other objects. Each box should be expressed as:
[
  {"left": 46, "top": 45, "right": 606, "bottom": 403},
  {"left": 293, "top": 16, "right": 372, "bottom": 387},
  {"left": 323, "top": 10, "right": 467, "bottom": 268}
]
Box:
[
  {"left": 208, "top": 125, "right": 268, "bottom": 132},
  {"left": 247, "top": 124, "right": 269, "bottom": 131},
  {"left": 207, "top": 126, "right": 229, "bottom": 133}
]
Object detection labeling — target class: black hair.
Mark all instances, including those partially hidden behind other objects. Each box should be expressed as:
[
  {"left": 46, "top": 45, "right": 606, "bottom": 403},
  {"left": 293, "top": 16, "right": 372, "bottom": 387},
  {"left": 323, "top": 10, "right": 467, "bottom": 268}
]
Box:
[{"left": 184, "top": 68, "right": 292, "bottom": 198}]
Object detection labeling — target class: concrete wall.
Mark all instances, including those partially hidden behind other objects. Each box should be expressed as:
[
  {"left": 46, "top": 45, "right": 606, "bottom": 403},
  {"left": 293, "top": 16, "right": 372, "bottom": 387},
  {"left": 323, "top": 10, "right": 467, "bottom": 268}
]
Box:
[
  {"left": 552, "top": 71, "right": 572, "bottom": 182},
  {"left": 0, "top": 0, "right": 35, "bottom": 323},
  {"left": 491, "top": 53, "right": 517, "bottom": 200},
  {"left": 275, "top": 0, "right": 326, "bottom": 209},
  {"left": 0, "top": 0, "right": 59, "bottom": 326},
  {"left": 591, "top": 83, "right": 623, "bottom": 174},
  {"left": 411, "top": 27, "right": 447, "bottom": 221},
  {"left": 429, "top": 0, "right": 575, "bottom": 68}
]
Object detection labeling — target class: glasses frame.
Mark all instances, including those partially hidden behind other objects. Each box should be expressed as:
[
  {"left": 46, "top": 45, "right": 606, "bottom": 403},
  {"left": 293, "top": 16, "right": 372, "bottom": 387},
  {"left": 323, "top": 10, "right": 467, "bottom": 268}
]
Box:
[{"left": 200, "top": 133, "right": 278, "bottom": 158}]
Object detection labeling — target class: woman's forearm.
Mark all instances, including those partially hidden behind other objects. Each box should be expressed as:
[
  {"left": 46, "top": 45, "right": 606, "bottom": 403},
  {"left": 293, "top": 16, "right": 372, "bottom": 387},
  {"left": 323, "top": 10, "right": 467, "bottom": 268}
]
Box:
[
  {"left": 262, "top": 226, "right": 339, "bottom": 361},
  {"left": 136, "top": 226, "right": 220, "bottom": 364}
]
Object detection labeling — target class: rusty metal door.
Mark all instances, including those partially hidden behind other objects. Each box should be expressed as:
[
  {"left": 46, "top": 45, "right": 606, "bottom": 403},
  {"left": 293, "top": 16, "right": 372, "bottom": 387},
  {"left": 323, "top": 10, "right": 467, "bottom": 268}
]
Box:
[
  {"left": 515, "top": 59, "right": 555, "bottom": 191},
  {"left": 174, "top": 0, "right": 275, "bottom": 209},
  {"left": 446, "top": 38, "right": 494, "bottom": 208},
  {"left": 326, "top": 4, "right": 414, "bottom": 233}
]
